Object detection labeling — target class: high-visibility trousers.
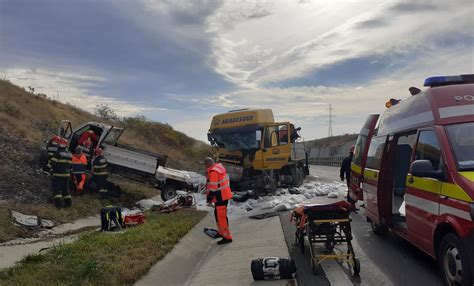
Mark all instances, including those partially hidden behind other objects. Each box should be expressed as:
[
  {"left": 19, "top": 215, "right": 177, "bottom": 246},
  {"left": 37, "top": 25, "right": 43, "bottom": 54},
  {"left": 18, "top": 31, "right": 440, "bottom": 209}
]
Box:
[
  {"left": 52, "top": 177, "right": 71, "bottom": 208},
  {"left": 214, "top": 200, "right": 232, "bottom": 240},
  {"left": 72, "top": 174, "right": 86, "bottom": 193}
]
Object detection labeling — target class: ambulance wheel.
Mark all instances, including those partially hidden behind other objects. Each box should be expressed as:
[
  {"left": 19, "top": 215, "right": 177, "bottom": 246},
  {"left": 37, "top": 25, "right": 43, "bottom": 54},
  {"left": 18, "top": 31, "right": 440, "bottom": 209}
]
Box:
[
  {"left": 353, "top": 257, "right": 361, "bottom": 275},
  {"left": 160, "top": 185, "right": 177, "bottom": 202},
  {"left": 251, "top": 259, "right": 264, "bottom": 281},
  {"left": 439, "top": 233, "right": 472, "bottom": 286},
  {"left": 370, "top": 221, "right": 387, "bottom": 235}
]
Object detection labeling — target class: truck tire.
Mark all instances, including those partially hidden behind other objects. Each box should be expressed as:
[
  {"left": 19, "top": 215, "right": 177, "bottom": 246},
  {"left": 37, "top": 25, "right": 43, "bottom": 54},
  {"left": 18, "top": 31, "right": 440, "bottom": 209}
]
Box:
[
  {"left": 160, "top": 185, "right": 177, "bottom": 202},
  {"left": 439, "top": 233, "right": 472, "bottom": 286}
]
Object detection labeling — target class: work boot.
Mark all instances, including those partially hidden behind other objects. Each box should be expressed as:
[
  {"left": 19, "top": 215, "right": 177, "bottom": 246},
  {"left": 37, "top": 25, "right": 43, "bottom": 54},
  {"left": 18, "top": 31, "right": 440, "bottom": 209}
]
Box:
[
  {"left": 54, "top": 198, "right": 63, "bottom": 209},
  {"left": 217, "top": 237, "right": 233, "bottom": 245},
  {"left": 63, "top": 198, "right": 72, "bottom": 208}
]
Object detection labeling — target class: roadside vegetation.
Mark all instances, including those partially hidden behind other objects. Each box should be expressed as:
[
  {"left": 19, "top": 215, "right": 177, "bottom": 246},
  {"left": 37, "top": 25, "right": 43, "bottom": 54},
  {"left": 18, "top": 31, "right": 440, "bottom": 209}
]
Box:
[
  {"left": 0, "top": 177, "right": 157, "bottom": 243},
  {"left": 0, "top": 79, "right": 211, "bottom": 242},
  {"left": 0, "top": 210, "right": 206, "bottom": 285}
]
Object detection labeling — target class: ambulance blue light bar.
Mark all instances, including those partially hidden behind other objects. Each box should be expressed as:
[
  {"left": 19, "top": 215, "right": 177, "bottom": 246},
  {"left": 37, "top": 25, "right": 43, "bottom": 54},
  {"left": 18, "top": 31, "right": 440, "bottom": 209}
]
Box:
[{"left": 424, "top": 74, "right": 474, "bottom": 87}]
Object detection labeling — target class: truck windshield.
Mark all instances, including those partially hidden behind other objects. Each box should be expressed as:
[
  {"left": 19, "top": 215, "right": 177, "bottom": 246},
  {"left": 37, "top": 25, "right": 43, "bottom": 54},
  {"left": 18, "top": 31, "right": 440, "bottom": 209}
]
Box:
[
  {"left": 210, "top": 131, "right": 259, "bottom": 151},
  {"left": 446, "top": 122, "right": 474, "bottom": 171}
]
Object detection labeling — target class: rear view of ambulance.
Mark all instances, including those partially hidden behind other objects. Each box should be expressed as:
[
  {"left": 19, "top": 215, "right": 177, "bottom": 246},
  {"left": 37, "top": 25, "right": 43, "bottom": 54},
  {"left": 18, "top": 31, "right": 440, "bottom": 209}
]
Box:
[{"left": 352, "top": 74, "right": 474, "bottom": 285}]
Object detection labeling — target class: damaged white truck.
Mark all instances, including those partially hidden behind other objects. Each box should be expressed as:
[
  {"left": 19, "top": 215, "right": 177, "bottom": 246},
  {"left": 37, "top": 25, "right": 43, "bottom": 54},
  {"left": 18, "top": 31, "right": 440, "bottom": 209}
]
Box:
[{"left": 43, "top": 120, "right": 204, "bottom": 201}]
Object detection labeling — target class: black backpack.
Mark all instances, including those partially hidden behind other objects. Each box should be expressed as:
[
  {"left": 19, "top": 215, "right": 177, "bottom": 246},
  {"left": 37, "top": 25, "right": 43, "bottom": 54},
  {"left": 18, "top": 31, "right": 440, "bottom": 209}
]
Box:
[{"left": 100, "top": 206, "right": 124, "bottom": 231}]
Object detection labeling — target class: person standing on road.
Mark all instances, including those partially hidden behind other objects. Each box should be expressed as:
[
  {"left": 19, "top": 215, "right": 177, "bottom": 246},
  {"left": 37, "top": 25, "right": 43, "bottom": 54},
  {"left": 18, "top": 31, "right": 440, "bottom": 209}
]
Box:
[
  {"left": 92, "top": 148, "right": 109, "bottom": 199},
  {"left": 340, "top": 145, "right": 355, "bottom": 204},
  {"left": 50, "top": 138, "right": 73, "bottom": 208},
  {"left": 205, "top": 157, "right": 233, "bottom": 245}
]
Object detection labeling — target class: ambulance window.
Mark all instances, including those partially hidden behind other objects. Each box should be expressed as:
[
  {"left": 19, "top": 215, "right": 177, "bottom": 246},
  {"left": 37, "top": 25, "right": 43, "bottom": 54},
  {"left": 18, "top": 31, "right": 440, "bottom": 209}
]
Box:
[
  {"left": 366, "top": 136, "right": 385, "bottom": 170},
  {"left": 415, "top": 131, "right": 441, "bottom": 170},
  {"left": 352, "top": 135, "right": 366, "bottom": 165}
]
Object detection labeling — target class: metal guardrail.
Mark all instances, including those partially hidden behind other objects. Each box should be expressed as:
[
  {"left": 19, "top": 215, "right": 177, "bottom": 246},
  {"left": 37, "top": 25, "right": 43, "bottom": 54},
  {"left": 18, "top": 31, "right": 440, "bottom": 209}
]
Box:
[{"left": 309, "top": 156, "right": 345, "bottom": 167}]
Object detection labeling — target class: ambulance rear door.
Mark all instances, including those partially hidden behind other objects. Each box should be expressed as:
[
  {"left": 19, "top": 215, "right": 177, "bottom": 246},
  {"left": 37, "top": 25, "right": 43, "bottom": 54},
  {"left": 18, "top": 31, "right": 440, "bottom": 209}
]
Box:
[{"left": 350, "top": 114, "right": 380, "bottom": 201}]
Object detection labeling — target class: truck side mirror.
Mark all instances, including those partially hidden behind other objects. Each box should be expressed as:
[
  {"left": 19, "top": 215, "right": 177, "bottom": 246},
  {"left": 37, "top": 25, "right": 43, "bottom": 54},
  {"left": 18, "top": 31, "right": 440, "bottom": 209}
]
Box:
[
  {"left": 256, "top": 130, "right": 262, "bottom": 141},
  {"left": 410, "top": 160, "right": 445, "bottom": 180}
]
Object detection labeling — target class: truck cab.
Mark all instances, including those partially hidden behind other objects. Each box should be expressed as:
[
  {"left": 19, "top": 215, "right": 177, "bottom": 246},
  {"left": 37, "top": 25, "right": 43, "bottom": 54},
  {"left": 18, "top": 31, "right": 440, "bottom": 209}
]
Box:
[
  {"left": 355, "top": 74, "right": 474, "bottom": 285},
  {"left": 208, "top": 108, "right": 309, "bottom": 193}
]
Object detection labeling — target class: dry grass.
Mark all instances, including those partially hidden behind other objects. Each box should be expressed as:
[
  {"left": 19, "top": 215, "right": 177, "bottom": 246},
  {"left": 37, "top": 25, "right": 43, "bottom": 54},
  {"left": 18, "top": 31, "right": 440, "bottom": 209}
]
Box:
[{"left": 0, "top": 210, "right": 206, "bottom": 286}]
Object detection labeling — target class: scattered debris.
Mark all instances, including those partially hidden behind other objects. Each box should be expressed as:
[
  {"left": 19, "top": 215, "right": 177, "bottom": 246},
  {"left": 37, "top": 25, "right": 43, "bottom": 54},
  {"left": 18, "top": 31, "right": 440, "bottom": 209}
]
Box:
[
  {"left": 273, "top": 203, "right": 292, "bottom": 212},
  {"left": 11, "top": 210, "right": 55, "bottom": 229},
  {"left": 327, "top": 192, "right": 339, "bottom": 198},
  {"left": 122, "top": 208, "right": 146, "bottom": 226},
  {"left": 137, "top": 198, "right": 163, "bottom": 210},
  {"left": 203, "top": 227, "right": 220, "bottom": 238},
  {"left": 288, "top": 188, "right": 301, "bottom": 195}
]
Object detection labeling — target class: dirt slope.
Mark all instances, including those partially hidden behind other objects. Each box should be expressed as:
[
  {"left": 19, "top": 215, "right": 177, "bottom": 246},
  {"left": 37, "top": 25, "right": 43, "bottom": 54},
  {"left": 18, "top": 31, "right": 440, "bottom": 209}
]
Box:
[{"left": 0, "top": 79, "right": 211, "bottom": 203}]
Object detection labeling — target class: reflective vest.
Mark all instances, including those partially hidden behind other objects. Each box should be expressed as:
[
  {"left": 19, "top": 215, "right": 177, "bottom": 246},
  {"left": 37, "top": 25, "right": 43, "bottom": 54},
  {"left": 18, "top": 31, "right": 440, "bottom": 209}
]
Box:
[
  {"left": 50, "top": 148, "right": 72, "bottom": 178},
  {"left": 46, "top": 139, "right": 59, "bottom": 157},
  {"left": 206, "top": 163, "right": 232, "bottom": 202},
  {"left": 72, "top": 154, "right": 87, "bottom": 175},
  {"left": 93, "top": 155, "right": 108, "bottom": 176}
]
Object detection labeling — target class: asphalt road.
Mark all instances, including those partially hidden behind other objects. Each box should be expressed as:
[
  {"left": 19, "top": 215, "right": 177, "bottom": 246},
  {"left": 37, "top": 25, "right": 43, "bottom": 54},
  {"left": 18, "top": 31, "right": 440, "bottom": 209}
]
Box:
[{"left": 283, "top": 165, "right": 443, "bottom": 286}]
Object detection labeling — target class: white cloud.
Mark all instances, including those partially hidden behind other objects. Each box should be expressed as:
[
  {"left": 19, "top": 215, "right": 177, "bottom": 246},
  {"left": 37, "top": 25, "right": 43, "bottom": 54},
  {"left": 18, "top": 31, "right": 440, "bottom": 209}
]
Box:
[
  {"left": 1, "top": 68, "right": 167, "bottom": 116},
  {"left": 208, "top": 0, "right": 473, "bottom": 85}
]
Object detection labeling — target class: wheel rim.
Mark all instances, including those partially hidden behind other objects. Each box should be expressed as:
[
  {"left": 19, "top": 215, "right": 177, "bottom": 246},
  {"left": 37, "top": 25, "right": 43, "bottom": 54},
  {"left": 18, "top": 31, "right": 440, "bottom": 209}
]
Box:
[
  {"left": 443, "top": 244, "right": 463, "bottom": 285},
  {"left": 164, "top": 189, "right": 175, "bottom": 200}
]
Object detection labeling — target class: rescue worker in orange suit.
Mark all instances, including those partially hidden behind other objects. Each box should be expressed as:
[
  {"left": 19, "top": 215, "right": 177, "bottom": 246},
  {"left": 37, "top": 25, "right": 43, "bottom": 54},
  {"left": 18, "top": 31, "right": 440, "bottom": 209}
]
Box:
[
  {"left": 340, "top": 145, "right": 355, "bottom": 205},
  {"left": 205, "top": 157, "right": 233, "bottom": 245},
  {"left": 71, "top": 146, "right": 87, "bottom": 195},
  {"left": 44, "top": 135, "right": 61, "bottom": 173},
  {"left": 82, "top": 138, "right": 93, "bottom": 169},
  {"left": 78, "top": 130, "right": 97, "bottom": 147},
  {"left": 93, "top": 148, "right": 108, "bottom": 199},
  {"left": 50, "top": 138, "right": 73, "bottom": 208}
]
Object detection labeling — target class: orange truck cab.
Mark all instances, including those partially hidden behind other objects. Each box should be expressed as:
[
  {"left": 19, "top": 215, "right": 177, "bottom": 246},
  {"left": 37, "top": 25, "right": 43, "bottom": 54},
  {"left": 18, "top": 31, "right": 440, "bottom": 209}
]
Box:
[{"left": 351, "top": 74, "right": 474, "bottom": 285}]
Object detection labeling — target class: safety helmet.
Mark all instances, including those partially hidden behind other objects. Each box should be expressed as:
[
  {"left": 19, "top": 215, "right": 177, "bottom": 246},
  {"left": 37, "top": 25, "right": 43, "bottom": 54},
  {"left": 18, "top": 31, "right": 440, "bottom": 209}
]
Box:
[
  {"left": 58, "top": 138, "right": 68, "bottom": 148},
  {"left": 52, "top": 135, "right": 61, "bottom": 143},
  {"left": 95, "top": 148, "right": 103, "bottom": 156},
  {"left": 349, "top": 145, "right": 355, "bottom": 153}
]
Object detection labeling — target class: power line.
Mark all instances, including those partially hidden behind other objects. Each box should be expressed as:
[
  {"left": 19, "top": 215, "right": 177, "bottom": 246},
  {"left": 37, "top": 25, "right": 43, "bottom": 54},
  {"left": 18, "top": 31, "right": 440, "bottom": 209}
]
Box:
[{"left": 328, "top": 104, "right": 334, "bottom": 137}]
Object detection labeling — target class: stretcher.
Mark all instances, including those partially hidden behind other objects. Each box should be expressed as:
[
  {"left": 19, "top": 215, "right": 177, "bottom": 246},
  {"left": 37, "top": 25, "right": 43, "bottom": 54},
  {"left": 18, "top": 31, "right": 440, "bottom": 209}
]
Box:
[{"left": 291, "top": 200, "right": 360, "bottom": 275}]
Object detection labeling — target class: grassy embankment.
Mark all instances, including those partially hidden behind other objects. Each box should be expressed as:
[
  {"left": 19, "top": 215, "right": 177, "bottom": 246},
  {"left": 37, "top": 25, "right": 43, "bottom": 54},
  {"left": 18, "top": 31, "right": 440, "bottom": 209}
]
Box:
[
  {"left": 0, "top": 79, "right": 211, "bottom": 242},
  {"left": 0, "top": 209, "right": 206, "bottom": 285}
]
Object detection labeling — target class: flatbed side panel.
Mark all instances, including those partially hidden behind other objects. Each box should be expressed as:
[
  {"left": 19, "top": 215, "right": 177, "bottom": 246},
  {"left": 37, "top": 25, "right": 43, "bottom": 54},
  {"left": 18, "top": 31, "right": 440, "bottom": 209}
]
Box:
[
  {"left": 291, "top": 142, "right": 307, "bottom": 161},
  {"left": 103, "top": 144, "right": 158, "bottom": 175}
]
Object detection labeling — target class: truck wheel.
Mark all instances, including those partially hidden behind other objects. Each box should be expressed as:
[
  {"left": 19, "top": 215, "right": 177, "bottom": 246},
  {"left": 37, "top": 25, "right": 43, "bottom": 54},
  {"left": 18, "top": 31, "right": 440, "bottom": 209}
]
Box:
[
  {"left": 160, "top": 185, "right": 177, "bottom": 202},
  {"left": 439, "top": 233, "right": 472, "bottom": 286}
]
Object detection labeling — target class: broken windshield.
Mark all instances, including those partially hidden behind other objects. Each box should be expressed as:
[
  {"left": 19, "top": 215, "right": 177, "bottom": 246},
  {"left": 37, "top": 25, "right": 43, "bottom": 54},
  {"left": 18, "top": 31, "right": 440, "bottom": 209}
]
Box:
[{"left": 210, "top": 131, "right": 259, "bottom": 151}]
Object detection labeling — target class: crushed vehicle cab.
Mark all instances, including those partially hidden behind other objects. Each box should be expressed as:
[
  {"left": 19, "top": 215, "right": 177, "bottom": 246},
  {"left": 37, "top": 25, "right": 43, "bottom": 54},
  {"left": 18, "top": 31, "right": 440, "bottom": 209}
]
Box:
[
  {"left": 352, "top": 74, "right": 474, "bottom": 285},
  {"left": 46, "top": 120, "right": 201, "bottom": 201},
  {"left": 208, "top": 108, "right": 309, "bottom": 193}
]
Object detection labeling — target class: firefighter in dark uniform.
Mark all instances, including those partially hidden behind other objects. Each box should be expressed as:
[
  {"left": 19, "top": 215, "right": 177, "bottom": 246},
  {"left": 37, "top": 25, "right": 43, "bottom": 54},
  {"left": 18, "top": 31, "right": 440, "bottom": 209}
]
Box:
[
  {"left": 340, "top": 145, "right": 355, "bottom": 205},
  {"left": 44, "top": 135, "right": 61, "bottom": 173},
  {"left": 93, "top": 148, "right": 108, "bottom": 199},
  {"left": 50, "top": 138, "right": 73, "bottom": 208}
]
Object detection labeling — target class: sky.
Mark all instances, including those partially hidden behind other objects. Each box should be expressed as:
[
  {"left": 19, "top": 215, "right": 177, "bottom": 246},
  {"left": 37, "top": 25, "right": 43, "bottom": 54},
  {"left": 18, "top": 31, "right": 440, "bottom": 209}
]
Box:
[{"left": 1, "top": 0, "right": 473, "bottom": 142}]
